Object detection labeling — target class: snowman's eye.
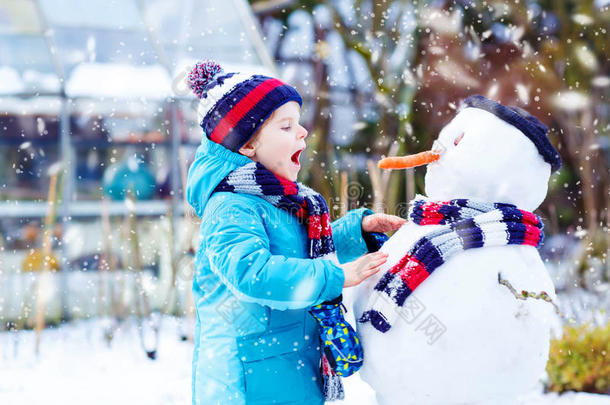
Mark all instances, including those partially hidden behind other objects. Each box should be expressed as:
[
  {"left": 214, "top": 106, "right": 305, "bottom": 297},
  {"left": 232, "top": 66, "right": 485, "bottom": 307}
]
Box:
[{"left": 454, "top": 132, "right": 465, "bottom": 146}]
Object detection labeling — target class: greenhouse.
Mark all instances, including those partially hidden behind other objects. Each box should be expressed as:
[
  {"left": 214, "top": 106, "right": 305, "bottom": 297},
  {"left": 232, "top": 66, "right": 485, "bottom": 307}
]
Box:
[{"left": 0, "top": 0, "right": 275, "bottom": 323}]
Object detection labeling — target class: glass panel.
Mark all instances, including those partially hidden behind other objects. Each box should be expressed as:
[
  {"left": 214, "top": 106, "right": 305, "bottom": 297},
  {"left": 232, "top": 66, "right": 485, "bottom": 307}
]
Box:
[
  {"left": 73, "top": 142, "right": 170, "bottom": 201},
  {"left": 52, "top": 27, "right": 159, "bottom": 77},
  {"left": 142, "top": 0, "right": 263, "bottom": 68},
  {"left": 0, "top": 97, "right": 61, "bottom": 201},
  {"left": 0, "top": 35, "right": 58, "bottom": 94},
  {"left": 38, "top": 0, "right": 141, "bottom": 30},
  {"left": 0, "top": 0, "right": 42, "bottom": 35},
  {"left": 179, "top": 99, "right": 205, "bottom": 144},
  {"left": 70, "top": 99, "right": 171, "bottom": 201},
  {"left": 0, "top": 140, "right": 60, "bottom": 201},
  {"left": 0, "top": 35, "right": 52, "bottom": 71}
]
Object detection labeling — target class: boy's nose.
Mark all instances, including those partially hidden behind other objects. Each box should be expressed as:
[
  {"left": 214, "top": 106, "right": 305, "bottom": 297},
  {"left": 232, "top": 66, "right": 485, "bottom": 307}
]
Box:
[{"left": 298, "top": 125, "right": 308, "bottom": 139}]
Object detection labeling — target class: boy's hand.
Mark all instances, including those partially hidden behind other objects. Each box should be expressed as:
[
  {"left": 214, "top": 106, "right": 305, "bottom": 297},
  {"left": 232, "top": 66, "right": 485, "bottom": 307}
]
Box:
[
  {"left": 341, "top": 251, "right": 389, "bottom": 288},
  {"left": 361, "top": 213, "right": 407, "bottom": 233}
]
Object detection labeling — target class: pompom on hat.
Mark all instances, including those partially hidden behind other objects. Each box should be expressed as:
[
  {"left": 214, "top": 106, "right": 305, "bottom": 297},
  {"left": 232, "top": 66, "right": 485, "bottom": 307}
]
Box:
[
  {"left": 460, "top": 95, "right": 562, "bottom": 172},
  {"left": 187, "top": 59, "right": 303, "bottom": 152}
]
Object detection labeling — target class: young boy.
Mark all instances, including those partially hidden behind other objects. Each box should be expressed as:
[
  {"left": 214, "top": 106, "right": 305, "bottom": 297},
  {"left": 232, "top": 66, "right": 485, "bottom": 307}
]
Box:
[{"left": 185, "top": 60, "right": 405, "bottom": 405}]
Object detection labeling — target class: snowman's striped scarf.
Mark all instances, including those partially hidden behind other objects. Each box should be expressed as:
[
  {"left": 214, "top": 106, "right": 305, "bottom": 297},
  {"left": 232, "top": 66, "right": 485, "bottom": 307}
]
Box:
[
  {"left": 358, "top": 195, "right": 544, "bottom": 333},
  {"left": 213, "top": 161, "right": 337, "bottom": 262}
]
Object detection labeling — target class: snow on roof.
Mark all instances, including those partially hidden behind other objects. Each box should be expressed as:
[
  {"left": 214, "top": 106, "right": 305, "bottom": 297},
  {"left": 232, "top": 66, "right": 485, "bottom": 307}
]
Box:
[
  {"left": 0, "top": 66, "right": 63, "bottom": 97},
  {"left": 0, "top": 95, "right": 62, "bottom": 115},
  {"left": 71, "top": 97, "right": 162, "bottom": 117},
  {"left": 65, "top": 63, "right": 173, "bottom": 99},
  {"left": 0, "top": 66, "right": 25, "bottom": 94}
]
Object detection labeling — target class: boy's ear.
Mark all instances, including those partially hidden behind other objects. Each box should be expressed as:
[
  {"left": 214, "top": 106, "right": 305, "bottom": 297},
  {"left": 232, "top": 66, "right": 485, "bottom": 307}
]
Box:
[{"left": 238, "top": 141, "right": 256, "bottom": 157}]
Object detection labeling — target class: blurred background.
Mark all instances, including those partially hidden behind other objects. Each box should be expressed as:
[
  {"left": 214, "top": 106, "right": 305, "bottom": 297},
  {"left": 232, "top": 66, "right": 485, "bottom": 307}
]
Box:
[{"left": 0, "top": 0, "right": 608, "bottom": 403}]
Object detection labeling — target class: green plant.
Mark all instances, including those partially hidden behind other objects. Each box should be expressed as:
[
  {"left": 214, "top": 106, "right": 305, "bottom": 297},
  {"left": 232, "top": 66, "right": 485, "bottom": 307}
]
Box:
[{"left": 546, "top": 322, "right": 610, "bottom": 394}]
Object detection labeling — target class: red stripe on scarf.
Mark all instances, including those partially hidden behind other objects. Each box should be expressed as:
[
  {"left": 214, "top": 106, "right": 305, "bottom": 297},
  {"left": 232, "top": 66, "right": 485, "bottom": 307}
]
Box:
[
  {"left": 308, "top": 213, "right": 332, "bottom": 239},
  {"left": 209, "top": 79, "right": 283, "bottom": 144},
  {"left": 523, "top": 224, "right": 541, "bottom": 246},
  {"left": 388, "top": 253, "right": 410, "bottom": 275},
  {"left": 321, "top": 353, "right": 336, "bottom": 376},
  {"left": 308, "top": 214, "right": 321, "bottom": 239},
  {"left": 519, "top": 209, "right": 541, "bottom": 246},
  {"left": 519, "top": 210, "right": 539, "bottom": 227},
  {"left": 296, "top": 205, "right": 307, "bottom": 219},
  {"left": 398, "top": 255, "right": 429, "bottom": 291},
  {"left": 387, "top": 252, "right": 429, "bottom": 290},
  {"left": 295, "top": 199, "right": 309, "bottom": 225},
  {"left": 320, "top": 212, "right": 332, "bottom": 237},
  {"left": 418, "top": 201, "right": 446, "bottom": 225},
  {"left": 277, "top": 175, "right": 298, "bottom": 195}
]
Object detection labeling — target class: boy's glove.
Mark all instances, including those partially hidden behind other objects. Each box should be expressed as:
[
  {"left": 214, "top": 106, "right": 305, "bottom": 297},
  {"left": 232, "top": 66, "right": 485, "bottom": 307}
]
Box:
[
  {"left": 361, "top": 210, "right": 391, "bottom": 252},
  {"left": 362, "top": 231, "right": 389, "bottom": 253},
  {"left": 309, "top": 294, "right": 363, "bottom": 377},
  {"left": 310, "top": 220, "right": 389, "bottom": 399}
]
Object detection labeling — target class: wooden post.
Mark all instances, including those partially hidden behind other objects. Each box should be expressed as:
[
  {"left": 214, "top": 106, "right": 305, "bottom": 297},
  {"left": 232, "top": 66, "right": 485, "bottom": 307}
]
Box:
[
  {"left": 340, "top": 171, "right": 348, "bottom": 217},
  {"left": 33, "top": 164, "right": 61, "bottom": 355},
  {"left": 125, "top": 187, "right": 159, "bottom": 359}
]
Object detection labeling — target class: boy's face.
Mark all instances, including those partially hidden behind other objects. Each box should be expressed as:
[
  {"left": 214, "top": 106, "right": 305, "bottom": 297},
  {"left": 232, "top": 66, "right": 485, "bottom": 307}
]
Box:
[{"left": 238, "top": 101, "right": 308, "bottom": 182}]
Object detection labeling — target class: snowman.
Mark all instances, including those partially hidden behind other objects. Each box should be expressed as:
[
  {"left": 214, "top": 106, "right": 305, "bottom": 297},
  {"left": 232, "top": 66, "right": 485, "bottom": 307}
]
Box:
[{"left": 347, "top": 95, "right": 562, "bottom": 405}]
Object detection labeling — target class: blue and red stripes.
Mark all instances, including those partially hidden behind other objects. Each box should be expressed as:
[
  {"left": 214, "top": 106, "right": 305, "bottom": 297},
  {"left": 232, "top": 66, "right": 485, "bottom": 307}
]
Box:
[
  {"left": 201, "top": 75, "right": 303, "bottom": 152},
  {"left": 190, "top": 61, "right": 304, "bottom": 153},
  {"left": 496, "top": 205, "right": 544, "bottom": 247},
  {"left": 358, "top": 195, "right": 545, "bottom": 333},
  {"left": 212, "top": 162, "right": 336, "bottom": 260}
]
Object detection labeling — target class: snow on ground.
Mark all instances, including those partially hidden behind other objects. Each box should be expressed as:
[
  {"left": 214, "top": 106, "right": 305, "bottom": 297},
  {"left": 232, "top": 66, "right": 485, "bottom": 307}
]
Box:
[
  {"left": 0, "top": 317, "right": 192, "bottom": 405},
  {"left": 0, "top": 317, "right": 608, "bottom": 405},
  {"left": 333, "top": 375, "right": 610, "bottom": 405}
]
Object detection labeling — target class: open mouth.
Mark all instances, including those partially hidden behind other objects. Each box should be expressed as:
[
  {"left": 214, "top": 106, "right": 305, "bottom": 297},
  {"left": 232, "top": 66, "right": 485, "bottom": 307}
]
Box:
[{"left": 291, "top": 149, "right": 303, "bottom": 166}]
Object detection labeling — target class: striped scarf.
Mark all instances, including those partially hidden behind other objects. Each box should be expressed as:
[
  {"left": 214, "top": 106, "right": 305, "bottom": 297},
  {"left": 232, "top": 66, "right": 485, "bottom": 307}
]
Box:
[
  {"left": 358, "top": 195, "right": 545, "bottom": 333},
  {"left": 213, "top": 161, "right": 344, "bottom": 399},
  {"left": 214, "top": 161, "right": 337, "bottom": 261}
]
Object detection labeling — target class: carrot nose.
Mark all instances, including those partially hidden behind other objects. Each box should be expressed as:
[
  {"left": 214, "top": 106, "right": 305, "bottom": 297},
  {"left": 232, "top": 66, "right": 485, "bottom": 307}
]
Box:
[{"left": 378, "top": 150, "right": 440, "bottom": 170}]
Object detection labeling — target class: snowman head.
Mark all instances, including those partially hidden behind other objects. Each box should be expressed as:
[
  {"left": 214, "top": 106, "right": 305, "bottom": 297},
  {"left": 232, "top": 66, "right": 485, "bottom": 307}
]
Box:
[{"left": 379, "top": 95, "right": 561, "bottom": 211}]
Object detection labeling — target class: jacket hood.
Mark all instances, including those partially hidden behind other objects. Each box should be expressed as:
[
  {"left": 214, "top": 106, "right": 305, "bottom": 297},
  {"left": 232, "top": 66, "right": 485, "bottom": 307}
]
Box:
[{"left": 186, "top": 136, "right": 252, "bottom": 218}]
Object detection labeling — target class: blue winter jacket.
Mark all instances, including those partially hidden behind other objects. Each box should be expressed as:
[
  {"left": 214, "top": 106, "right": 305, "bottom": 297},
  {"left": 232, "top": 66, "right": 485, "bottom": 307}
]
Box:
[{"left": 186, "top": 136, "right": 373, "bottom": 405}]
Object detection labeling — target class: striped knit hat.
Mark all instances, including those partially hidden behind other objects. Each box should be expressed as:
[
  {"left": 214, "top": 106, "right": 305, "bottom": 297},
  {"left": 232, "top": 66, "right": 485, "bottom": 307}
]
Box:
[
  {"left": 461, "top": 95, "right": 562, "bottom": 172},
  {"left": 187, "top": 60, "right": 303, "bottom": 152}
]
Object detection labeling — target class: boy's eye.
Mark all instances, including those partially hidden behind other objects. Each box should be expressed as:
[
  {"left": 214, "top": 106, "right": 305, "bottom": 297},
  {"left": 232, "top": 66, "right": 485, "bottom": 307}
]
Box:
[{"left": 282, "top": 126, "right": 291, "bottom": 130}]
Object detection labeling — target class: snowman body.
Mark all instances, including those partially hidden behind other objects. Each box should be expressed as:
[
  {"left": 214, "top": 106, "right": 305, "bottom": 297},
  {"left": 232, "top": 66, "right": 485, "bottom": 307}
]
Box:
[
  {"left": 348, "top": 105, "right": 559, "bottom": 404},
  {"left": 350, "top": 221, "right": 556, "bottom": 404}
]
